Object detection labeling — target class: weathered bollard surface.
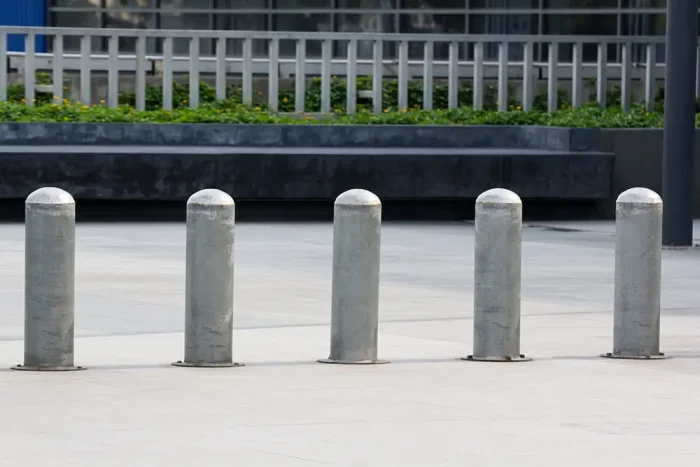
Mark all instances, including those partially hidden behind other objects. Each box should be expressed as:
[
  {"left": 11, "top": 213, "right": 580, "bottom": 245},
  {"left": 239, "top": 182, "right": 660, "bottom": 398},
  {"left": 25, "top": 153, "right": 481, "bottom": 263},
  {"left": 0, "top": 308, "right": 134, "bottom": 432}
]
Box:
[
  {"left": 13, "top": 187, "right": 83, "bottom": 371},
  {"left": 603, "top": 187, "right": 666, "bottom": 359},
  {"left": 319, "top": 189, "right": 387, "bottom": 364},
  {"left": 464, "top": 188, "right": 530, "bottom": 362},
  {"left": 173, "top": 189, "right": 242, "bottom": 368}
]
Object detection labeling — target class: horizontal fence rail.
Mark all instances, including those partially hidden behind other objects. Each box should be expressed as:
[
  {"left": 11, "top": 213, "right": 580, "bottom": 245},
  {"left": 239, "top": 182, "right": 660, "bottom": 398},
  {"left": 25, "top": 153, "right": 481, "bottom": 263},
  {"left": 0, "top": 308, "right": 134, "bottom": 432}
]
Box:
[{"left": 0, "top": 26, "right": 696, "bottom": 114}]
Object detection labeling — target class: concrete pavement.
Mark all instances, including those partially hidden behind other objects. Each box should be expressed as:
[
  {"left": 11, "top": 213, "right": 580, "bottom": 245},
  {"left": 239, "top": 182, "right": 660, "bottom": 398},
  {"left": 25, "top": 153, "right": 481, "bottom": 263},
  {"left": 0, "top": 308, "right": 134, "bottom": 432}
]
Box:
[{"left": 0, "top": 220, "right": 699, "bottom": 466}]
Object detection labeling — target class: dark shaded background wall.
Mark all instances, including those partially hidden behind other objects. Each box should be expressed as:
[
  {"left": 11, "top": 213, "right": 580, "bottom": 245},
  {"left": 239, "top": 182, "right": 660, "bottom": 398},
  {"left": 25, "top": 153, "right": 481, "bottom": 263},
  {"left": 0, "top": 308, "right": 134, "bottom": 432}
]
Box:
[{"left": 600, "top": 129, "right": 700, "bottom": 218}]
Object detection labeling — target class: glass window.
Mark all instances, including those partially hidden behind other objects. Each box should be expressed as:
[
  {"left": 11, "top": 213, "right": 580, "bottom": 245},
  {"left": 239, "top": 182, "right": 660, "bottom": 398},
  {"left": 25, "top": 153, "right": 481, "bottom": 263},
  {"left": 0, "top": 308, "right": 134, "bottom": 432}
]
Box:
[
  {"left": 399, "top": 2, "right": 466, "bottom": 59},
  {"left": 105, "top": 0, "right": 156, "bottom": 7},
  {"left": 339, "top": 0, "right": 397, "bottom": 8},
  {"left": 273, "top": 0, "right": 332, "bottom": 7},
  {"left": 336, "top": 13, "right": 395, "bottom": 58},
  {"left": 51, "top": 0, "right": 101, "bottom": 6},
  {"left": 621, "top": 0, "right": 667, "bottom": 7},
  {"left": 470, "top": 0, "right": 538, "bottom": 8},
  {"left": 275, "top": 14, "right": 332, "bottom": 57},
  {"left": 216, "top": 0, "right": 269, "bottom": 9},
  {"left": 543, "top": 14, "right": 617, "bottom": 62},
  {"left": 215, "top": 14, "right": 269, "bottom": 56},
  {"left": 469, "top": 14, "right": 538, "bottom": 34},
  {"left": 469, "top": 14, "right": 538, "bottom": 60},
  {"left": 159, "top": 0, "right": 213, "bottom": 9},
  {"left": 543, "top": 13, "right": 618, "bottom": 35},
  {"left": 402, "top": 0, "right": 466, "bottom": 7},
  {"left": 160, "top": 14, "right": 210, "bottom": 54},
  {"left": 51, "top": 12, "right": 102, "bottom": 51},
  {"left": 543, "top": 0, "right": 618, "bottom": 7}
]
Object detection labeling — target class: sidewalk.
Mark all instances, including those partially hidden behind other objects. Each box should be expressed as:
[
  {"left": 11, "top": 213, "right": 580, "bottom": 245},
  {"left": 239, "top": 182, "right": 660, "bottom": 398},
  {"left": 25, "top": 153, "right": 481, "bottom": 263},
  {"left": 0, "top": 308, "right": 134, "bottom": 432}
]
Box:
[{"left": 0, "top": 221, "right": 699, "bottom": 466}]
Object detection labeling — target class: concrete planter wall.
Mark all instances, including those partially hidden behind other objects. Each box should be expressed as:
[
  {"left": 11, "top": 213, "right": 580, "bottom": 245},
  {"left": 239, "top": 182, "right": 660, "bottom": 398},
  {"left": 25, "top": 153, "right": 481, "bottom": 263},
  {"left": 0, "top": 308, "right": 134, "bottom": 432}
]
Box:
[
  {"left": 6, "top": 123, "right": 688, "bottom": 219},
  {"left": 0, "top": 122, "right": 601, "bottom": 150},
  {"left": 0, "top": 123, "right": 614, "bottom": 206}
]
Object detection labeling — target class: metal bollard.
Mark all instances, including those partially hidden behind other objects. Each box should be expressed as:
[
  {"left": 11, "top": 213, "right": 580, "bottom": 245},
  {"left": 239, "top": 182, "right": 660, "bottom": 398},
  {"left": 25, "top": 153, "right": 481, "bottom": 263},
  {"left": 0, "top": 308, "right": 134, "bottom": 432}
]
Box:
[
  {"left": 319, "top": 189, "right": 387, "bottom": 365},
  {"left": 173, "top": 189, "right": 242, "bottom": 368},
  {"left": 13, "top": 187, "right": 83, "bottom": 371},
  {"left": 603, "top": 187, "right": 666, "bottom": 360},
  {"left": 463, "top": 188, "right": 530, "bottom": 363}
]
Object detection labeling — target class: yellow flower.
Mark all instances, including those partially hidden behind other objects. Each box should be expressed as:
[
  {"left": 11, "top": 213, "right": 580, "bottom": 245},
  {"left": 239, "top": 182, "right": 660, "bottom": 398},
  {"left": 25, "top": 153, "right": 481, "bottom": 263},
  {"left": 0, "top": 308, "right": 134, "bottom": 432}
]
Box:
[
  {"left": 53, "top": 96, "right": 59, "bottom": 100},
  {"left": 516, "top": 106, "right": 522, "bottom": 110},
  {"left": 255, "top": 107, "right": 262, "bottom": 111},
  {"left": 100, "top": 100, "right": 105, "bottom": 104},
  {"left": 82, "top": 105, "right": 89, "bottom": 110},
  {"left": 282, "top": 97, "right": 288, "bottom": 103},
  {"left": 257, "top": 91, "right": 263, "bottom": 95},
  {"left": 384, "top": 108, "right": 390, "bottom": 113}
]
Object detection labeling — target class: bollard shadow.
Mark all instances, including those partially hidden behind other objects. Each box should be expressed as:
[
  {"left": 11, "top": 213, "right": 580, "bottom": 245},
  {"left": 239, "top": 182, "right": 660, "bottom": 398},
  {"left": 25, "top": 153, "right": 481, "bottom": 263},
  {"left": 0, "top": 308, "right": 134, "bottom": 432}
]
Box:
[{"left": 550, "top": 354, "right": 700, "bottom": 361}]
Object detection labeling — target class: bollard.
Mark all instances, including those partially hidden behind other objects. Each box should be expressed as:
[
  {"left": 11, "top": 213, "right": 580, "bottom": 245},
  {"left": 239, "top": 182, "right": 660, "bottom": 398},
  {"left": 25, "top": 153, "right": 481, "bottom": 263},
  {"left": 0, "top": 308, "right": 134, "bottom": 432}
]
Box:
[
  {"left": 463, "top": 188, "right": 530, "bottom": 363},
  {"left": 13, "top": 187, "right": 83, "bottom": 371},
  {"left": 319, "top": 189, "right": 387, "bottom": 365},
  {"left": 603, "top": 187, "right": 667, "bottom": 360},
  {"left": 173, "top": 189, "right": 242, "bottom": 368}
]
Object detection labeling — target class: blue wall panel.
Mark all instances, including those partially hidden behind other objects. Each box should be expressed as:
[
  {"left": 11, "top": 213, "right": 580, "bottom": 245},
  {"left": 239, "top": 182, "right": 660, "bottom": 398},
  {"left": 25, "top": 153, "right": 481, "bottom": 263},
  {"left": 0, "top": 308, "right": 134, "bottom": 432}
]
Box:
[{"left": 0, "top": 0, "right": 47, "bottom": 53}]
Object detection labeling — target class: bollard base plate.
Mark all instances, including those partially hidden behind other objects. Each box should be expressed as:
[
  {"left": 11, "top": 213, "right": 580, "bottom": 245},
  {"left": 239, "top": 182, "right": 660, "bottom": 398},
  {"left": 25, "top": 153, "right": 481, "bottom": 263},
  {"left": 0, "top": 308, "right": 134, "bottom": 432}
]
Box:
[
  {"left": 601, "top": 352, "right": 669, "bottom": 360},
  {"left": 172, "top": 361, "right": 244, "bottom": 368},
  {"left": 462, "top": 355, "right": 532, "bottom": 363},
  {"left": 11, "top": 364, "right": 86, "bottom": 371},
  {"left": 318, "top": 358, "right": 389, "bottom": 365}
]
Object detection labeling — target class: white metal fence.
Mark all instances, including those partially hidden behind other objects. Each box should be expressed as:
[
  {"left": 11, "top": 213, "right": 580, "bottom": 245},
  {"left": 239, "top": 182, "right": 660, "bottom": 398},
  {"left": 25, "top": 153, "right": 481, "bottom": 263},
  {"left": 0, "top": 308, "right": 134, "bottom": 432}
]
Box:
[{"left": 0, "top": 26, "right": 694, "bottom": 114}]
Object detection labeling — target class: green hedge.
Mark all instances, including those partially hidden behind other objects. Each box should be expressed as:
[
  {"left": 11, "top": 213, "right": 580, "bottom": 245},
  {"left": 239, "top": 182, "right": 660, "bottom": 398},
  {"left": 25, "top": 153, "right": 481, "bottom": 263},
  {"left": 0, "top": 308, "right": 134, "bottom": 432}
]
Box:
[
  {"left": 1, "top": 72, "right": 690, "bottom": 127},
  {"left": 9, "top": 73, "right": 683, "bottom": 113},
  {"left": 0, "top": 99, "right": 668, "bottom": 127}
]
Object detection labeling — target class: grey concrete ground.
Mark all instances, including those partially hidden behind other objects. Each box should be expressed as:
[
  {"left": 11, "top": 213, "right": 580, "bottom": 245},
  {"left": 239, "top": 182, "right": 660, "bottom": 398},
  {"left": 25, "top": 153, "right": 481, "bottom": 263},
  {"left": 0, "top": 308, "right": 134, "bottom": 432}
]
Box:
[{"left": 1, "top": 220, "right": 700, "bottom": 466}]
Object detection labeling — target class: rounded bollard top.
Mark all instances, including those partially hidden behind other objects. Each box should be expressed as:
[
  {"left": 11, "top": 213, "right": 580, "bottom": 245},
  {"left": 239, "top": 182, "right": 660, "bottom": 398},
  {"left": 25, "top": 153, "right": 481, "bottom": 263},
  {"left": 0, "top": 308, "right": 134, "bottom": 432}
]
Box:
[
  {"left": 335, "top": 189, "right": 381, "bottom": 207},
  {"left": 616, "top": 187, "right": 662, "bottom": 205},
  {"left": 26, "top": 187, "right": 74, "bottom": 205},
  {"left": 187, "top": 189, "right": 234, "bottom": 207},
  {"left": 476, "top": 188, "right": 521, "bottom": 205}
]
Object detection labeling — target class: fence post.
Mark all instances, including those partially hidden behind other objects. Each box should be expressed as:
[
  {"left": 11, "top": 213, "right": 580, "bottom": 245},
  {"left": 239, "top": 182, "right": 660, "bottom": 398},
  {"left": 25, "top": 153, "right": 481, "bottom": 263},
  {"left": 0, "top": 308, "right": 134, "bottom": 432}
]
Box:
[
  {"left": 464, "top": 188, "right": 530, "bottom": 363},
  {"left": 319, "top": 189, "right": 387, "bottom": 365},
  {"left": 173, "top": 189, "right": 241, "bottom": 368},
  {"left": 603, "top": 188, "right": 666, "bottom": 360},
  {"left": 13, "top": 188, "right": 83, "bottom": 371}
]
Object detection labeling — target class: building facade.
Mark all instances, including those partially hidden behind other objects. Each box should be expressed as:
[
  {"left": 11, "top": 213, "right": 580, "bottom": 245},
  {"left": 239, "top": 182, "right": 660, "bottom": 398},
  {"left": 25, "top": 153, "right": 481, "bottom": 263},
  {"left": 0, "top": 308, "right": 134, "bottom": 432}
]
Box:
[
  {"left": 48, "top": 0, "right": 668, "bottom": 38},
  {"left": 0, "top": 1, "right": 678, "bottom": 60}
]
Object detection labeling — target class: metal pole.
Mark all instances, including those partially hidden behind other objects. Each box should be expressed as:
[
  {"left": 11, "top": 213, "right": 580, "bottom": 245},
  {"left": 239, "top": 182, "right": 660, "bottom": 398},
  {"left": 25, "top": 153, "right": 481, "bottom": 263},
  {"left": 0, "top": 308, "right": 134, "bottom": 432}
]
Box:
[
  {"left": 319, "top": 189, "right": 387, "bottom": 365},
  {"left": 173, "top": 189, "right": 241, "bottom": 368},
  {"left": 13, "top": 187, "right": 83, "bottom": 371},
  {"left": 603, "top": 188, "right": 667, "bottom": 360},
  {"left": 662, "top": 0, "right": 698, "bottom": 247},
  {"left": 464, "top": 188, "right": 530, "bottom": 363}
]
